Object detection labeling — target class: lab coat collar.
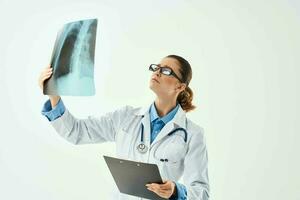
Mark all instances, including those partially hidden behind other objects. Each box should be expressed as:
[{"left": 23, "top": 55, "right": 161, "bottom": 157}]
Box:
[
  {"left": 135, "top": 103, "right": 187, "bottom": 147},
  {"left": 134, "top": 103, "right": 152, "bottom": 117},
  {"left": 171, "top": 105, "right": 187, "bottom": 129},
  {"left": 134, "top": 103, "right": 187, "bottom": 129},
  {"left": 151, "top": 105, "right": 186, "bottom": 146}
]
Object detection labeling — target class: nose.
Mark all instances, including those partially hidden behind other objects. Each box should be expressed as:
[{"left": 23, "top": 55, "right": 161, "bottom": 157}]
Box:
[{"left": 153, "top": 69, "right": 161, "bottom": 77}]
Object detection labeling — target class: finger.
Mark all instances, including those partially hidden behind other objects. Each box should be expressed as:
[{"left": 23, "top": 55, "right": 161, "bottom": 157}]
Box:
[
  {"left": 147, "top": 186, "right": 158, "bottom": 194},
  {"left": 43, "top": 71, "right": 53, "bottom": 77},
  {"left": 152, "top": 185, "right": 164, "bottom": 193},
  {"left": 45, "top": 71, "right": 53, "bottom": 75},
  {"left": 151, "top": 188, "right": 169, "bottom": 199},
  {"left": 160, "top": 185, "right": 172, "bottom": 190},
  {"left": 43, "top": 66, "right": 52, "bottom": 73},
  {"left": 149, "top": 182, "right": 171, "bottom": 191},
  {"left": 149, "top": 183, "right": 159, "bottom": 186},
  {"left": 43, "top": 72, "right": 52, "bottom": 78},
  {"left": 43, "top": 73, "right": 52, "bottom": 78},
  {"left": 154, "top": 187, "right": 171, "bottom": 193},
  {"left": 147, "top": 184, "right": 158, "bottom": 190},
  {"left": 149, "top": 187, "right": 162, "bottom": 194},
  {"left": 159, "top": 183, "right": 170, "bottom": 189},
  {"left": 158, "top": 190, "right": 169, "bottom": 196},
  {"left": 149, "top": 184, "right": 160, "bottom": 190},
  {"left": 147, "top": 186, "right": 171, "bottom": 199},
  {"left": 44, "top": 69, "right": 52, "bottom": 74}
]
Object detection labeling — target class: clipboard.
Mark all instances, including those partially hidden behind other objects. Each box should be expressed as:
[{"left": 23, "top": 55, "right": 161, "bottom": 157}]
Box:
[{"left": 103, "top": 156, "right": 166, "bottom": 200}]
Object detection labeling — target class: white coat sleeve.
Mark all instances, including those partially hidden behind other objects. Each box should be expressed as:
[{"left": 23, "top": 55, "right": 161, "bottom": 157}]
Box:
[
  {"left": 50, "top": 105, "right": 133, "bottom": 145},
  {"left": 183, "top": 128, "right": 210, "bottom": 200}
]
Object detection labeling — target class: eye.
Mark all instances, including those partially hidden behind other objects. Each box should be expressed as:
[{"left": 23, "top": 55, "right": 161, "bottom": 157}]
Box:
[
  {"left": 150, "top": 64, "right": 159, "bottom": 71},
  {"left": 161, "top": 67, "right": 172, "bottom": 75}
]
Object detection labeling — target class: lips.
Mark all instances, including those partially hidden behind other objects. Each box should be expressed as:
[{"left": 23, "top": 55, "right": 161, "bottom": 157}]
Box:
[{"left": 151, "top": 78, "right": 159, "bottom": 83}]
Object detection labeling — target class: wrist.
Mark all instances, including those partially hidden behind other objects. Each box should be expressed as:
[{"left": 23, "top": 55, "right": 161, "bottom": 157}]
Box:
[
  {"left": 171, "top": 181, "right": 177, "bottom": 198},
  {"left": 49, "top": 96, "right": 60, "bottom": 108}
]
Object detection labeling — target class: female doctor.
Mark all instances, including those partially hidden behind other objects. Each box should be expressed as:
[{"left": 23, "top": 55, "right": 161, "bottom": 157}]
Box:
[{"left": 39, "top": 55, "right": 210, "bottom": 200}]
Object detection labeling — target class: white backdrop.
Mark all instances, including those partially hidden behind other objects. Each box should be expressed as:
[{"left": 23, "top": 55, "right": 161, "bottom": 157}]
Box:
[{"left": 0, "top": 0, "right": 299, "bottom": 199}]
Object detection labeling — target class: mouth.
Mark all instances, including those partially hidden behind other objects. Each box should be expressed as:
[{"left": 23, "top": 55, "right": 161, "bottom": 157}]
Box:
[{"left": 151, "top": 78, "right": 160, "bottom": 83}]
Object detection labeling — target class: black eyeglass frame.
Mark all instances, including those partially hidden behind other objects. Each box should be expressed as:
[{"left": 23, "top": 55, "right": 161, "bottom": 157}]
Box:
[{"left": 149, "top": 64, "right": 183, "bottom": 83}]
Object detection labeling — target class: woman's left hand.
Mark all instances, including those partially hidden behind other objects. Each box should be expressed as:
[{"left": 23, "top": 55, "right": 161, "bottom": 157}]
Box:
[{"left": 146, "top": 180, "right": 176, "bottom": 199}]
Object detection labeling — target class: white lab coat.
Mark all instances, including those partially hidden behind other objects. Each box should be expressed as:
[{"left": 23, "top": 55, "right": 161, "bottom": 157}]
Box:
[{"left": 50, "top": 103, "right": 210, "bottom": 200}]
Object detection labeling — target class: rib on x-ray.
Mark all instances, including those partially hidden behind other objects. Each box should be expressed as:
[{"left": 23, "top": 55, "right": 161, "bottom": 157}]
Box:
[{"left": 43, "top": 18, "right": 97, "bottom": 96}]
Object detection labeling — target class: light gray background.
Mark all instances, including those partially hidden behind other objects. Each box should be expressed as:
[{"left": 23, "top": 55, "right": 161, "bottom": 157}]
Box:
[{"left": 0, "top": 0, "right": 299, "bottom": 199}]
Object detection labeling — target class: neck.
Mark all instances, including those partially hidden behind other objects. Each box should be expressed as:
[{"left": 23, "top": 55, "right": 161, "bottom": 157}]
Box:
[{"left": 154, "top": 96, "right": 178, "bottom": 117}]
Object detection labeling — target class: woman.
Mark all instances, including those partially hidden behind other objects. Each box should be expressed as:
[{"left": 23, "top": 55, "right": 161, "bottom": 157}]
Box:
[{"left": 39, "top": 55, "right": 210, "bottom": 200}]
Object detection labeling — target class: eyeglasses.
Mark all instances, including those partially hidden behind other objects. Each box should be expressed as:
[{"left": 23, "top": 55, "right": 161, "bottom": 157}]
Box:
[{"left": 149, "top": 64, "right": 183, "bottom": 83}]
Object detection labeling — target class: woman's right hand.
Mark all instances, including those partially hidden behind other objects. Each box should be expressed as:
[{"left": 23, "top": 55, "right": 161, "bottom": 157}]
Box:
[{"left": 38, "top": 64, "right": 61, "bottom": 108}]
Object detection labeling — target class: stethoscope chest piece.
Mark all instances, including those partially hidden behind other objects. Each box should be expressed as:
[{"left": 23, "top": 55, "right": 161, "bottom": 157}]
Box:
[{"left": 137, "top": 143, "right": 148, "bottom": 154}]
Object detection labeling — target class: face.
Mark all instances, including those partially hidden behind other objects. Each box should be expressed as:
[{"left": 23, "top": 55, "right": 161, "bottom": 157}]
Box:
[{"left": 149, "top": 57, "right": 186, "bottom": 97}]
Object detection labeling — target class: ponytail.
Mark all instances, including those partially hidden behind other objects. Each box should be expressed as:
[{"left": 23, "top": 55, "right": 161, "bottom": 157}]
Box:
[{"left": 177, "top": 86, "right": 196, "bottom": 112}]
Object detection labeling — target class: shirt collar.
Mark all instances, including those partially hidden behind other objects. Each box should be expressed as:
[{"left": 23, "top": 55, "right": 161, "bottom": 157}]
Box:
[
  {"left": 134, "top": 102, "right": 187, "bottom": 129},
  {"left": 149, "top": 102, "right": 180, "bottom": 124}
]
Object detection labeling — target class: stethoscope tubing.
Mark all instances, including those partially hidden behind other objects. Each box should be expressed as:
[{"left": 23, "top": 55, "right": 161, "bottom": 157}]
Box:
[{"left": 137, "top": 114, "right": 188, "bottom": 158}]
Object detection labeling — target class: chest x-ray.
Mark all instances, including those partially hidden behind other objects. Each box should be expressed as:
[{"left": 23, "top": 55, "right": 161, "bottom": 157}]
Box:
[{"left": 43, "top": 18, "right": 97, "bottom": 96}]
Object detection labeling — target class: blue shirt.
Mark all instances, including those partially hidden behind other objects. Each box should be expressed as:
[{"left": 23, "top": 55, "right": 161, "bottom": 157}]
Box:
[
  {"left": 149, "top": 102, "right": 179, "bottom": 143},
  {"left": 41, "top": 100, "right": 187, "bottom": 199},
  {"left": 149, "top": 102, "right": 187, "bottom": 199}
]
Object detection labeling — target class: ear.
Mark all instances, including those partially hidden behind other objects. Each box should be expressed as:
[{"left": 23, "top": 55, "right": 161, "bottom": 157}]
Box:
[{"left": 175, "top": 83, "right": 186, "bottom": 92}]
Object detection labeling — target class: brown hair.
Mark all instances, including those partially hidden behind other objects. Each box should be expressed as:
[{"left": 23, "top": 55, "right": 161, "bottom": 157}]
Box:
[{"left": 166, "top": 55, "right": 196, "bottom": 112}]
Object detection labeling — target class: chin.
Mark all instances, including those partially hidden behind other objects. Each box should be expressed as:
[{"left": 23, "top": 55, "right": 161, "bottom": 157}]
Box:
[
  {"left": 149, "top": 84, "right": 158, "bottom": 93},
  {"left": 149, "top": 84, "right": 154, "bottom": 91}
]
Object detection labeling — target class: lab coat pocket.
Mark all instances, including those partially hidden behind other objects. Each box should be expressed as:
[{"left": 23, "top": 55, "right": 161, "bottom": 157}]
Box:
[{"left": 154, "top": 137, "right": 187, "bottom": 165}]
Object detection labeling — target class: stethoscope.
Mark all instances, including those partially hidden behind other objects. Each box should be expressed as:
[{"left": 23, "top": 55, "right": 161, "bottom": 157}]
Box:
[{"left": 136, "top": 116, "right": 188, "bottom": 155}]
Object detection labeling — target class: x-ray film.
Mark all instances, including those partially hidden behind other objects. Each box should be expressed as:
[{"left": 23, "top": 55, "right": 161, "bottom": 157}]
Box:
[{"left": 43, "top": 18, "right": 97, "bottom": 96}]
